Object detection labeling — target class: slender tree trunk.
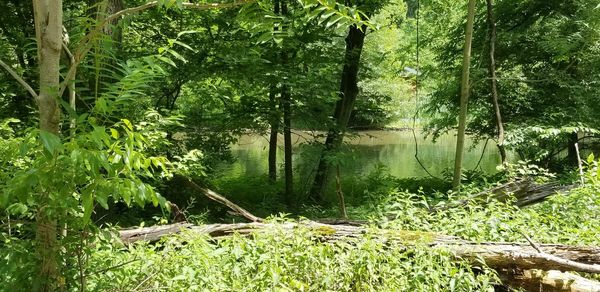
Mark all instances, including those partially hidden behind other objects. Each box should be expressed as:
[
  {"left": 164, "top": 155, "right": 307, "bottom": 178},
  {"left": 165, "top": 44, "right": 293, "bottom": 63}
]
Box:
[
  {"left": 33, "top": 0, "right": 63, "bottom": 290},
  {"left": 568, "top": 132, "right": 579, "bottom": 166},
  {"left": 268, "top": 0, "right": 281, "bottom": 184},
  {"left": 280, "top": 0, "right": 293, "bottom": 205},
  {"left": 310, "top": 24, "right": 367, "bottom": 202},
  {"left": 452, "top": 0, "right": 477, "bottom": 191},
  {"left": 335, "top": 164, "right": 347, "bottom": 219},
  {"left": 282, "top": 81, "right": 293, "bottom": 204},
  {"left": 268, "top": 86, "right": 279, "bottom": 183},
  {"left": 486, "top": 0, "right": 506, "bottom": 165}
]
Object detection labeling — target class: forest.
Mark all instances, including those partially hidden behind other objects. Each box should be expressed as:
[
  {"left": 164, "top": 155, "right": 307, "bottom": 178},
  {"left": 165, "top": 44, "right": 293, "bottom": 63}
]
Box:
[{"left": 1, "top": 0, "right": 600, "bottom": 291}]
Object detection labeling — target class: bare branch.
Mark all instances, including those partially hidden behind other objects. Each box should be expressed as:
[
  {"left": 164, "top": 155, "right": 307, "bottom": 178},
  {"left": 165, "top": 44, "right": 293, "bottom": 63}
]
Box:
[
  {"left": 0, "top": 59, "right": 39, "bottom": 100},
  {"left": 520, "top": 230, "right": 542, "bottom": 253},
  {"left": 59, "top": 0, "right": 255, "bottom": 97},
  {"left": 521, "top": 231, "right": 600, "bottom": 274},
  {"left": 62, "top": 41, "right": 74, "bottom": 61}
]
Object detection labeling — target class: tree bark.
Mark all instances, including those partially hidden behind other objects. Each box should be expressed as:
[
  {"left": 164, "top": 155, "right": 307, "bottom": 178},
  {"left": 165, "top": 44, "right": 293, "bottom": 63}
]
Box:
[
  {"left": 268, "top": 86, "right": 279, "bottom": 183},
  {"left": 498, "top": 270, "right": 600, "bottom": 292},
  {"left": 486, "top": 0, "right": 506, "bottom": 165},
  {"left": 268, "top": 0, "right": 281, "bottom": 184},
  {"left": 310, "top": 24, "right": 367, "bottom": 202},
  {"left": 452, "top": 0, "right": 477, "bottom": 191},
  {"left": 280, "top": 0, "right": 294, "bottom": 206},
  {"left": 33, "top": 0, "right": 64, "bottom": 290},
  {"left": 119, "top": 221, "right": 600, "bottom": 275},
  {"left": 568, "top": 132, "right": 579, "bottom": 166},
  {"left": 430, "top": 179, "right": 576, "bottom": 213},
  {"left": 282, "top": 82, "right": 293, "bottom": 204}
]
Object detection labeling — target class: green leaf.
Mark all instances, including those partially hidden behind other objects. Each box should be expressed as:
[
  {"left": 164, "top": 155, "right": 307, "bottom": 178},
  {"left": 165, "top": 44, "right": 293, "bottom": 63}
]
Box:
[
  {"left": 6, "top": 203, "right": 28, "bottom": 215},
  {"left": 110, "top": 128, "right": 120, "bottom": 139},
  {"left": 326, "top": 15, "right": 344, "bottom": 29},
  {"left": 122, "top": 119, "right": 133, "bottom": 131},
  {"left": 587, "top": 153, "right": 595, "bottom": 164},
  {"left": 82, "top": 190, "right": 93, "bottom": 225},
  {"left": 122, "top": 181, "right": 132, "bottom": 206},
  {"left": 167, "top": 50, "right": 187, "bottom": 63},
  {"left": 177, "top": 30, "right": 200, "bottom": 37},
  {"left": 173, "top": 40, "right": 196, "bottom": 52},
  {"left": 256, "top": 31, "right": 273, "bottom": 44},
  {"left": 157, "top": 56, "right": 177, "bottom": 67},
  {"left": 40, "top": 131, "right": 62, "bottom": 154},
  {"left": 96, "top": 191, "right": 109, "bottom": 210}
]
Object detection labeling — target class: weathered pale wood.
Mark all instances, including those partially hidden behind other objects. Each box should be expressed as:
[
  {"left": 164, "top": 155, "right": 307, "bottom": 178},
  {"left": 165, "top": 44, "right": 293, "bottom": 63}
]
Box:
[
  {"left": 432, "top": 179, "right": 575, "bottom": 213},
  {"left": 499, "top": 270, "right": 600, "bottom": 292},
  {"left": 118, "top": 222, "right": 600, "bottom": 274}
]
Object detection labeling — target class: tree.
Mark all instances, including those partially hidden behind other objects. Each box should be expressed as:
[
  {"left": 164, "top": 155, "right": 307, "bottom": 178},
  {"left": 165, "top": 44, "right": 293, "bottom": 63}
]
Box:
[
  {"left": 452, "top": 0, "right": 477, "bottom": 190},
  {"left": 309, "top": 0, "right": 387, "bottom": 202},
  {"left": 1, "top": 1, "right": 253, "bottom": 289},
  {"left": 485, "top": 0, "right": 505, "bottom": 164},
  {"left": 310, "top": 23, "right": 368, "bottom": 202},
  {"left": 427, "top": 0, "right": 600, "bottom": 170}
]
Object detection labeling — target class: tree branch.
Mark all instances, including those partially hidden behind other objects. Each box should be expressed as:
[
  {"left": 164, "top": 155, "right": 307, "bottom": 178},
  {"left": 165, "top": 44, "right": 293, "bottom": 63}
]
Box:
[
  {"left": 521, "top": 231, "right": 600, "bottom": 274},
  {"left": 59, "top": 0, "right": 255, "bottom": 97},
  {"left": 178, "top": 174, "right": 263, "bottom": 222},
  {"left": 0, "top": 59, "right": 39, "bottom": 100}
]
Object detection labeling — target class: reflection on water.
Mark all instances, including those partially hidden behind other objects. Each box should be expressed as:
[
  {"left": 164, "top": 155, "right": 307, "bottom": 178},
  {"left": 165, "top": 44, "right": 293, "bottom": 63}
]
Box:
[{"left": 219, "top": 130, "right": 503, "bottom": 179}]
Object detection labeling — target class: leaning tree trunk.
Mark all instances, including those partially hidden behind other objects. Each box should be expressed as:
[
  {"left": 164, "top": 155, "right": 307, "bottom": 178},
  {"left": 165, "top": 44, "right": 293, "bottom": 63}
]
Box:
[
  {"left": 452, "top": 0, "right": 477, "bottom": 191},
  {"left": 486, "top": 0, "right": 506, "bottom": 165},
  {"left": 33, "top": 0, "right": 64, "bottom": 290},
  {"left": 310, "top": 24, "right": 367, "bottom": 202}
]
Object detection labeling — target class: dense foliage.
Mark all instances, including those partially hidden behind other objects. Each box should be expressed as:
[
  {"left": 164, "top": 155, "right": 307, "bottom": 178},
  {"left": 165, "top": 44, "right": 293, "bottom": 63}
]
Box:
[{"left": 1, "top": 0, "right": 599, "bottom": 290}]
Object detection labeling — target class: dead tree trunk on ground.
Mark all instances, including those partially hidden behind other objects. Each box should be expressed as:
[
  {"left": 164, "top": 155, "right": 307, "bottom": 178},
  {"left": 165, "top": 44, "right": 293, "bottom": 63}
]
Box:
[
  {"left": 119, "top": 221, "right": 600, "bottom": 275},
  {"left": 430, "top": 179, "right": 576, "bottom": 213},
  {"left": 498, "top": 269, "right": 600, "bottom": 292}
]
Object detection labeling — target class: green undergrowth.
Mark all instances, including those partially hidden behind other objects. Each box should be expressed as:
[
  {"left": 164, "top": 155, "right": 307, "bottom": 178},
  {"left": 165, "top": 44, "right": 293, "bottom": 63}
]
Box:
[
  {"left": 84, "top": 227, "right": 498, "bottom": 291},
  {"left": 3, "top": 164, "right": 600, "bottom": 290},
  {"left": 72, "top": 178, "right": 600, "bottom": 290}
]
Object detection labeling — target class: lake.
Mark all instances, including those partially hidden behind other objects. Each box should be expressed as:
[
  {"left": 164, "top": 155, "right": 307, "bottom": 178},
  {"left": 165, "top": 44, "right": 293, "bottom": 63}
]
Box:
[{"left": 218, "top": 130, "right": 504, "bottom": 180}]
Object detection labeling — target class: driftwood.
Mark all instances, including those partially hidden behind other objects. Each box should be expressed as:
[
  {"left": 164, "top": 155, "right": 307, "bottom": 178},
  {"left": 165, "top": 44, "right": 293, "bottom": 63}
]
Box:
[
  {"left": 498, "top": 270, "right": 600, "bottom": 292},
  {"left": 119, "top": 222, "right": 600, "bottom": 275},
  {"left": 432, "top": 179, "right": 576, "bottom": 212}
]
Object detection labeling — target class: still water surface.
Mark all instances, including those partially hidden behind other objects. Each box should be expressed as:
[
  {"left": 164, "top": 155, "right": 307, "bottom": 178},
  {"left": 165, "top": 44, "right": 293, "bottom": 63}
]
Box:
[{"left": 220, "top": 130, "right": 503, "bottom": 179}]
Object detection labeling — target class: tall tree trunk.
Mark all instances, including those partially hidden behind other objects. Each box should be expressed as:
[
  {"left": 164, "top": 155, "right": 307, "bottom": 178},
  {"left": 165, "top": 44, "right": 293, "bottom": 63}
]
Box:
[
  {"left": 33, "top": 0, "right": 63, "bottom": 290},
  {"left": 282, "top": 84, "right": 293, "bottom": 204},
  {"left": 268, "top": 86, "right": 279, "bottom": 183},
  {"left": 486, "top": 0, "right": 506, "bottom": 165},
  {"left": 280, "top": 0, "right": 294, "bottom": 205},
  {"left": 452, "top": 0, "right": 477, "bottom": 191},
  {"left": 310, "top": 24, "right": 367, "bottom": 202},
  {"left": 268, "top": 0, "right": 281, "bottom": 184},
  {"left": 104, "top": 0, "right": 124, "bottom": 51}
]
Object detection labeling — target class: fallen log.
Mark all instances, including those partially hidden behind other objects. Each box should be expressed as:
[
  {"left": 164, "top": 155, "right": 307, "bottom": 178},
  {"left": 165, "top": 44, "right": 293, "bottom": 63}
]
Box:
[
  {"left": 118, "top": 222, "right": 600, "bottom": 274},
  {"left": 498, "top": 269, "right": 600, "bottom": 292},
  {"left": 431, "top": 179, "right": 576, "bottom": 212}
]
